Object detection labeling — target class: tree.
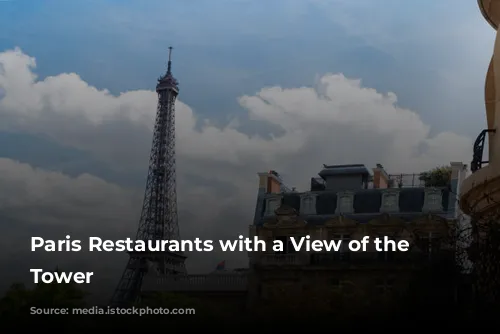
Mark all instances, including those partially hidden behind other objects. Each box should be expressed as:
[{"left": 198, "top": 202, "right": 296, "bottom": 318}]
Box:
[
  {"left": 0, "top": 268, "right": 87, "bottom": 318},
  {"left": 452, "top": 186, "right": 500, "bottom": 324},
  {"left": 466, "top": 214, "right": 500, "bottom": 311},
  {"left": 0, "top": 283, "right": 31, "bottom": 317},
  {"left": 419, "top": 165, "right": 452, "bottom": 187},
  {"left": 386, "top": 221, "right": 464, "bottom": 319},
  {"left": 30, "top": 278, "right": 87, "bottom": 308}
]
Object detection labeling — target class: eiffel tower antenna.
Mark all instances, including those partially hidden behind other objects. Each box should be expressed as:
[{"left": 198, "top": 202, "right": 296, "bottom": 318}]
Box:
[
  {"left": 167, "top": 46, "right": 173, "bottom": 74},
  {"left": 110, "top": 46, "right": 186, "bottom": 306}
]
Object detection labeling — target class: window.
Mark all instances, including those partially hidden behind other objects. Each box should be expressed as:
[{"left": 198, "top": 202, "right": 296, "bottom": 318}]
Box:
[
  {"left": 338, "top": 196, "right": 353, "bottom": 212},
  {"left": 419, "top": 232, "right": 441, "bottom": 258},
  {"left": 330, "top": 278, "right": 348, "bottom": 290},
  {"left": 331, "top": 278, "right": 341, "bottom": 288},
  {"left": 330, "top": 279, "right": 355, "bottom": 295},
  {"left": 300, "top": 195, "right": 315, "bottom": 215},
  {"left": 260, "top": 284, "right": 274, "bottom": 300},
  {"left": 336, "top": 192, "right": 354, "bottom": 214},
  {"left": 381, "top": 191, "right": 399, "bottom": 212},
  {"left": 333, "top": 234, "right": 351, "bottom": 260},
  {"left": 265, "top": 197, "right": 280, "bottom": 215},
  {"left": 274, "top": 236, "right": 296, "bottom": 254},
  {"left": 376, "top": 278, "right": 394, "bottom": 295},
  {"left": 377, "top": 236, "right": 396, "bottom": 261},
  {"left": 423, "top": 190, "right": 442, "bottom": 211},
  {"left": 428, "top": 194, "right": 439, "bottom": 205},
  {"left": 384, "top": 194, "right": 397, "bottom": 206},
  {"left": 303, "top": 196, "right": 312, "bottom": 210}
]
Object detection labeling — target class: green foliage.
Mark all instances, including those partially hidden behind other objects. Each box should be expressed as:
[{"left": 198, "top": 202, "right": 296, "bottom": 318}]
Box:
[
  {"left": 419, "top": 166, "right": 451, "bottom": 187},
  {"left": 0, "top": 283, "right": 31, "bottom": 316},
  {"left": 30, "top": 279, "right": 87, "bottom": 308},
  {"left": 0, "top": 268, "right": 87, "bottom": 318},
  {"left": 390, "top": 249, "right": 475, "bottom": 325}
]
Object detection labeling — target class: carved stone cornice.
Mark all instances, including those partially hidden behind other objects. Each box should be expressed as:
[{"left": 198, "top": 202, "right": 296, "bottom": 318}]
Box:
[
  {"left": 367, "top": 213, "right": 405, "bottom": 226},
  {"left": 262, "top": 205, "right": 306, "bottom": 229},
  {"left": 366, "top": 213, "right": 405, "bottom": 235},
  {"left": 324, "top": 215, "right": 359, "bottom": 232},
  {"left": 408, "top": 213, "right": 450, "bottom": 235}
]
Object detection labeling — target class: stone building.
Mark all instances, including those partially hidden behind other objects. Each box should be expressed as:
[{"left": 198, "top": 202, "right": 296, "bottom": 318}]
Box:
[
  {"left": 459, "top": 1, "right": 500, "bottom": 305},
  {"left": 460, "top": 0, "right": 500, "bottom": 217},
  {"left": 141, "top": 162, "right": 467, "bottom": 316},
  {"left": 248, "top": 163, "right": 466, "bottom": 315}
]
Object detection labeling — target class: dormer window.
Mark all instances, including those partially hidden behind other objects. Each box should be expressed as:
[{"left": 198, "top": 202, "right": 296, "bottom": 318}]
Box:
[
  {"left": 428, "top": 194, "right": 439, "bottom": 205},
  {"left": 265, "top": 197, "right": 281, "bottom": 216},
  {"left": 380, "top": 190, "right": 399, "bottom": 213},
  {"left": 423, "top": 189, "right": 442, "bottom": 212},
  {"left": 340, "top": 196, "right": 352, "bottom": 208},
  {"left": 385, "top": 195, "right": 396, "bottom": 206},
  {"left": 336, "top": 192, "right": 354, "bottom": 214},
  {"left": 300, "top": 194, "right": 317, "bottom": 215}
]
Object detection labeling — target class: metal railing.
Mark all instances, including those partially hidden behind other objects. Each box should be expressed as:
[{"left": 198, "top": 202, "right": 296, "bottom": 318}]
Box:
[
  {"left": 142, "top": 273, "right": 248, "bottom": 292},
  {"left": 258, "top": 250, "right": 456, "bottom": 267},
  {"left": 471, "top": 129, "right": 495, "bottom": 173},
  {"left": 257, "top": 253, "right": 310, "bottom": 266},
  {"left": 387, "top": 174, "right": 426, "bottom": 188}
]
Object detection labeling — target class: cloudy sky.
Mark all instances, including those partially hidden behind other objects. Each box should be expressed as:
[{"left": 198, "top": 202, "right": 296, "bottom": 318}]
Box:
[{"left": 0, "top": 0, "right": 495, "bottom": 300}]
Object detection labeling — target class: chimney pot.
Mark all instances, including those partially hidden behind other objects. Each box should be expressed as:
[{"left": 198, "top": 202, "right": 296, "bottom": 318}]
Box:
[{"left": 372, "top": 165, "right": 389, "bottom": 189}]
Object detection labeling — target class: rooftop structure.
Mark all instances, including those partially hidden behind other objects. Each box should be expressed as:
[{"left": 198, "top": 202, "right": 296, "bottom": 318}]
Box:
[
  {"left": 141, "top": 270, "right": 248, "bottom": 293},
  {"left": 253, "top": 162, "right": 466, "bottom": 226},
  {"left": 248, "top": 162, "right": 467, "bottom": 314}
]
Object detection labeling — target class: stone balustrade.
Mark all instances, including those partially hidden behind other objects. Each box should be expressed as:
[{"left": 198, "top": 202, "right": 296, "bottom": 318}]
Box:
[
  {"left": 257, "top": 253, "right": 311, "bottom": 266},
  {"left": 141, "top": 273, "right": 248, "bottom": 292}
]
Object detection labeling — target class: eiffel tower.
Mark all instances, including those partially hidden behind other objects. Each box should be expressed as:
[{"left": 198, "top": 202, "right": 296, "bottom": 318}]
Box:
[{"left": 110, "top": 47, "right": 186, "bottom": 306}]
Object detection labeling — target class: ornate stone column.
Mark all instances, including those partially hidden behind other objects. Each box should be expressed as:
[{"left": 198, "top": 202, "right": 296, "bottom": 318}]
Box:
[{"left": 460, "top": 1, "right": 500, "bottom": 217}]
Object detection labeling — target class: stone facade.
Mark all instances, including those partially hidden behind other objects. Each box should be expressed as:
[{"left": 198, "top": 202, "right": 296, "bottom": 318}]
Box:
[
  {"left": 141, "top": 162, "right": 465, "bottom": 317},
  {"left": 247, "top": 207, "right": 455, "bottom": 314}
]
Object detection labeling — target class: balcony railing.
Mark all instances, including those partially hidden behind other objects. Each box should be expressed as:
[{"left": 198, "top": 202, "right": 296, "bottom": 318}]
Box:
[
  {"left": 254, "top": 253, "right": 310, "bottom": 266},
  {"left": 141, "top": 273, "right": 248, "bottom": 292},
  {"left": 387, "top": 173, "right": 426, "bottom": 188},
  {"left": 311, "top": 252, "right": 351, "bottom": 264},
  {"left": 471, "top": 129, "right": 495, "bottom": 173},
  {"left": 256, "top": 250, "right": 455, "bottom": 267}
]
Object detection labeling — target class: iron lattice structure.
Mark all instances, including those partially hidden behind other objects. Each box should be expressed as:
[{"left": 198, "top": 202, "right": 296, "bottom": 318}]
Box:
[{"left": 110, "top": 47, "right": 186, "bottom": 306}]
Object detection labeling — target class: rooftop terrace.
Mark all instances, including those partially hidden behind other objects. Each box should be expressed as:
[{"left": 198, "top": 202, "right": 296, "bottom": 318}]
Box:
[{"left": 254, "top": 163, "right": 462, "bottom": 225}]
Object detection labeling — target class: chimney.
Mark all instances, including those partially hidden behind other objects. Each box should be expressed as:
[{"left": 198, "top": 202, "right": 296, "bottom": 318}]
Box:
[
  {"left": 372, "top": 163, "right": 389, "bottom": 189},
  {"left": 258, "top": 170, "right": 282, "bottom": 194}
]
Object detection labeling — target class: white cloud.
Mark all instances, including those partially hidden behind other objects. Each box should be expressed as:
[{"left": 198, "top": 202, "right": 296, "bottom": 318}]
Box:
[
  {"left": 0, "top": 158, "right": 139, "bottom": 230},
  {"left": 0, "top": 48, "right": 474, "bottom": 297},
  {"left": 0, "top": 48, "right": 472, "bottom": 172},
  {"left": 0, "top": 158, "right": 140, "bottom": 293}
]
